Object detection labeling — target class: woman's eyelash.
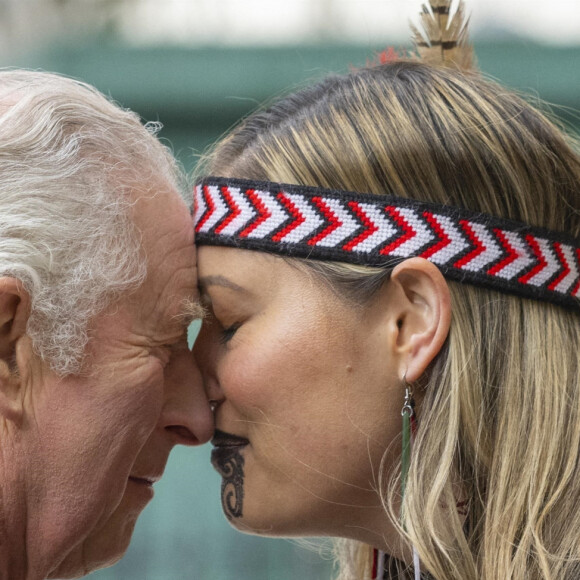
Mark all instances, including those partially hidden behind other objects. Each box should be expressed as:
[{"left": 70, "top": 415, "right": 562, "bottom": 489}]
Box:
[{"left": 219, "top": 323, "right": 240, "bottom": 345}]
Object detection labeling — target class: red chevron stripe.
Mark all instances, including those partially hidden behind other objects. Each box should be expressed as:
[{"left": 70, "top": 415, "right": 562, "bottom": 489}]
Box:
[
  {"left": 307, "top": 197, "right": 341, "bottom": 246},
  {"left": 487, "top": 229, "right": 518, "bottom": 276},
  {"left": 343, "top": 201, "right": 377, "bottom": 251},
  {"left": 519, "top": 235, "right": 545, "bottom": 285},
  {"left": 454, "top": 220, "right": 486, "bottom": 269},
  {"left": 215, "top": 186, "right": 241, "bottom": 234},
  {"left": 421, "top": 211, "right": 449, "bottom": 259},
  {"left": 271, "top": 192, "right": 305, "bottom": 242},
  {"left": 239, "top": 189, "right": 270, "bottom": 238},
  {"left": 380, "top": 206, "right": 414, "bottom": 255},
  {"left": 548, "top": 242, "right": 570, "bottom": 292},
  {"left": 574, "top": 249, "right": 580, "bottom": 297},
  {"left": 196, "top": 184, "right": 215, "bottom": 232}
]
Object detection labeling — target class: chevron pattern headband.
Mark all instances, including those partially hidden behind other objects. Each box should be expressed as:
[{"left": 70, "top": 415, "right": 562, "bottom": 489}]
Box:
[{"left": 194, "top": 177, "right": 580, "bottom": 310}]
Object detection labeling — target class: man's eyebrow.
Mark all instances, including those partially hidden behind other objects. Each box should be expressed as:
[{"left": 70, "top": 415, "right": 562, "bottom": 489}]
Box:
[
  {"left": 198, "top": 275, "right": 246, "bottom": 294},
  {"left": 175, "top": 298, "right": 207, "bottom": 327}
]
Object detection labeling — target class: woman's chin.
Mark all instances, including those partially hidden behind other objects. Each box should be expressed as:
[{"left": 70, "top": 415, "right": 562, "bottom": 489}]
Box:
[{"left": 221, "top": 502, "right": 319, "bottom": 539}]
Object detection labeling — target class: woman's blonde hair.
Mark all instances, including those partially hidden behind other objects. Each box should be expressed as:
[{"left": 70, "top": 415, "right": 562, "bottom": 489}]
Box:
[{"left": 199, "top": 62, "right": 580, "bottom": 579}]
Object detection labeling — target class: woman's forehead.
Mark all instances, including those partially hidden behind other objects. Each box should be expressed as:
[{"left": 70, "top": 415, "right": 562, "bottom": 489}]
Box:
[
  {"left": 197, "top": 247, "right": 338, "bottom": 310},
  {"left": 198, "top": 246, "right": 286, "bottom": 280}
]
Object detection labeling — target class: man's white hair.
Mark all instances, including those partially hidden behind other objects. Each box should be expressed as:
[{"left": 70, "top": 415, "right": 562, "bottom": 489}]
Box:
[{"left": 0, "top": 69, "right": 186, "bottom": 375}]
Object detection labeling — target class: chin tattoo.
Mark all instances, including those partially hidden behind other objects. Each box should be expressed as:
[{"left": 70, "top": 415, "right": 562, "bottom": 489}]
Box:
[{"left": 214, "top": 448, "right": 245, "bottom": 520}]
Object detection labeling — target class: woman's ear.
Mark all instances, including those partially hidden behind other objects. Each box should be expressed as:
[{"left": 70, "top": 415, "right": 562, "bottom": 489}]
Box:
[
  {"left": 0, "top": 277, "right": 32, "bottom": 423},
  {"left": 386, "top": 258, "right": 451, "bottom": 383}
]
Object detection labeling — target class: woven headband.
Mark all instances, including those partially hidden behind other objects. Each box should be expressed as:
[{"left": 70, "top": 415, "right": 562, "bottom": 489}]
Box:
[{"left": 194, "top": 177, "right": 580, "bottom": 310}]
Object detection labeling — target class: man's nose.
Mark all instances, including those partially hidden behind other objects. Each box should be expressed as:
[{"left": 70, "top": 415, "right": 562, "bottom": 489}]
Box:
[{"left": 158, "top": 345, "right": 214, "bottom": 446}]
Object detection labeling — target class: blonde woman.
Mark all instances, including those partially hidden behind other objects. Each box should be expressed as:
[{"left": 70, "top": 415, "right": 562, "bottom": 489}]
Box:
[{"left": 192, "top": 2, "right": 580, "bottom": 578}]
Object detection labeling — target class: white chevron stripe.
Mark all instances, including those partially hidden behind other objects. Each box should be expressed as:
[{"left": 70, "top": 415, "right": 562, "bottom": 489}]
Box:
[
  {"left": 314, "top": 198, "right": 359, "bottom": 247},
  {"left": 218, "top": 186, "right": 257, "bottom": 236},
  {"left": 246, "top": 190, "right": 288, "bottom": 239},
  {"left": 390, "top": 208, "right": 434, "bottom": 257},
  {"left": 460, "top": 222, "right": 502, "bottom": 272},
  {"left": 349, "top": 203, "right": 398, "bottom": 253},
  {"left": 493, "top": 230, "right": 534, "bottom": 279},
  {"left": 527, "top": 237, "right": 559, "bottom": 287},
  {"left": 427, "top": 214, "right": 469, "bottom": 265},
  {"left": 198, "top": 184, "right": 228, "bottom": 233},
  {"left": 193, "top": 185, "right": 206, "bottom": 226},
  {"left": 553, "top": 243, "right": 579, "bottom": 294},
  {"left": 278, "top": 193, "right": 323, "bottom": 243}
]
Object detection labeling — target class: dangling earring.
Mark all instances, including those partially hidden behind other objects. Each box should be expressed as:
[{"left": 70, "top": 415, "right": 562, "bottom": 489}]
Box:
[
  {"left": 401, "top": 377, "right": 421, "bottom": 580},
  {"left": 401, "top": 380, "right": 415, "bottom": 501},
  {"left": 372, "top": 381, "right": 421, "bottom": 580}
]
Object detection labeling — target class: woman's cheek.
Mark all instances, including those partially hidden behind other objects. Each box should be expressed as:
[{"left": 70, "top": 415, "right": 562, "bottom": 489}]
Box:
[{"left": 221, "top": 355, "right": 261, "bottom": 406}]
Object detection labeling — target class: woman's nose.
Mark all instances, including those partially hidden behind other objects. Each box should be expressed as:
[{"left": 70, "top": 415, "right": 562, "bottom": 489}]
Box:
[{"left": 158, "top": 344, "right": 214, "bottom": 446}]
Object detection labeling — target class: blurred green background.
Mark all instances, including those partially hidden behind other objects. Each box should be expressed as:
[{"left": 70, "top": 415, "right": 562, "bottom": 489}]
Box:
[
  {"left": 1, "top": 2, "right": 578, "bottom": 579},
  {"left": 12, "top": 42, "right": 578, "bottom": 179}
]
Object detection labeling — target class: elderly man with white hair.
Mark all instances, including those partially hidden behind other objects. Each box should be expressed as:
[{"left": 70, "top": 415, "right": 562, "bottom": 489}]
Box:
[{"left": 0, "top": 70, "right": 213, "bottom": 579}]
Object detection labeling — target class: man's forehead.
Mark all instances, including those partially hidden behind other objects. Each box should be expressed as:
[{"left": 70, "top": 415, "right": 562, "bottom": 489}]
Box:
[
  {"left": 149, "top": 264, "right": 199, "bottom": 333},
  {"left": 131, "top": 183, "right": 199, "bottom": 335}
]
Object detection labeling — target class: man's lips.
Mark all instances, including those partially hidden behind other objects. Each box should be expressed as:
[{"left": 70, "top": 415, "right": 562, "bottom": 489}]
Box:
[
  {"left": 128, "top": 475, "right": 160, "bottom": 487},
  {"left": 211, "top": 428, "right": 250, "bottom": 448}
]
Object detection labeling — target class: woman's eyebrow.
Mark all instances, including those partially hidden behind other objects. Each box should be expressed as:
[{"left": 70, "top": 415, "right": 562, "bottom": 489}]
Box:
[{"left": 198, "top": 275, "right": 247, "bottom": 294}]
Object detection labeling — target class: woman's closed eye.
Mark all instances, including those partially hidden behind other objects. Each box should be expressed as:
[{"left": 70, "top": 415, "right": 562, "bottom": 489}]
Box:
[
  {"left": 199, "top": 291, "right": 247, "bottom": 346},
  {"left": 219, "top": 322, "right": 241, "bottom": 345}
]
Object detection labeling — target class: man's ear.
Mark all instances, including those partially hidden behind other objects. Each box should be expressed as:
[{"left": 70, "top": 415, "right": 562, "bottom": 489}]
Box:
[
  {"left": 386, "top": 258, "right": 451, "bottom": 383},
  {"left": 0, "top": 277, "right": 32, "bottom": 423}
]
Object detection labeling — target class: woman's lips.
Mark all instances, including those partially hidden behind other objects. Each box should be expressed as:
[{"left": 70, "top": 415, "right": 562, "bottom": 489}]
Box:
[
  {"left": 211, "top": 428, "right": 249, "bottom": 468},
  {"left": 212, "top": 428, "right": 250, "bottom": 448}
]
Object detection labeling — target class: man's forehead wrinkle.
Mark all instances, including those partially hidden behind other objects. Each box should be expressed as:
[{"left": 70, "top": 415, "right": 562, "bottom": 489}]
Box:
[
  {"left": 144, "top": 258, "right": 198, "bottom": 335},
  {"left": 133, "top": 191, "right": 194, "bottom": 261},
  {"left": 128, "top": 180, "right": 198, "bottom": 343},
  {"left": 142, "top": 218, "right": 196, "bottom": 295},
  {"left": 145, "top": 225, "right": 191, "bottom": 264}
]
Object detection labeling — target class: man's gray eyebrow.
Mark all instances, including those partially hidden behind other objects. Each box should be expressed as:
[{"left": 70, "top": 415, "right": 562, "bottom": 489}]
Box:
[
  {"left": 174, "top": 298, "right": 206, "bottom": 327},
  {"left": 198, "top": 275, "right": 246, "bottom": 293}
]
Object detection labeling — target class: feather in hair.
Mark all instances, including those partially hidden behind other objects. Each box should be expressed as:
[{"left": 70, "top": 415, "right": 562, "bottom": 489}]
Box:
[{"left": 410, "top": 0, "right": 476, "bottom": 71}]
